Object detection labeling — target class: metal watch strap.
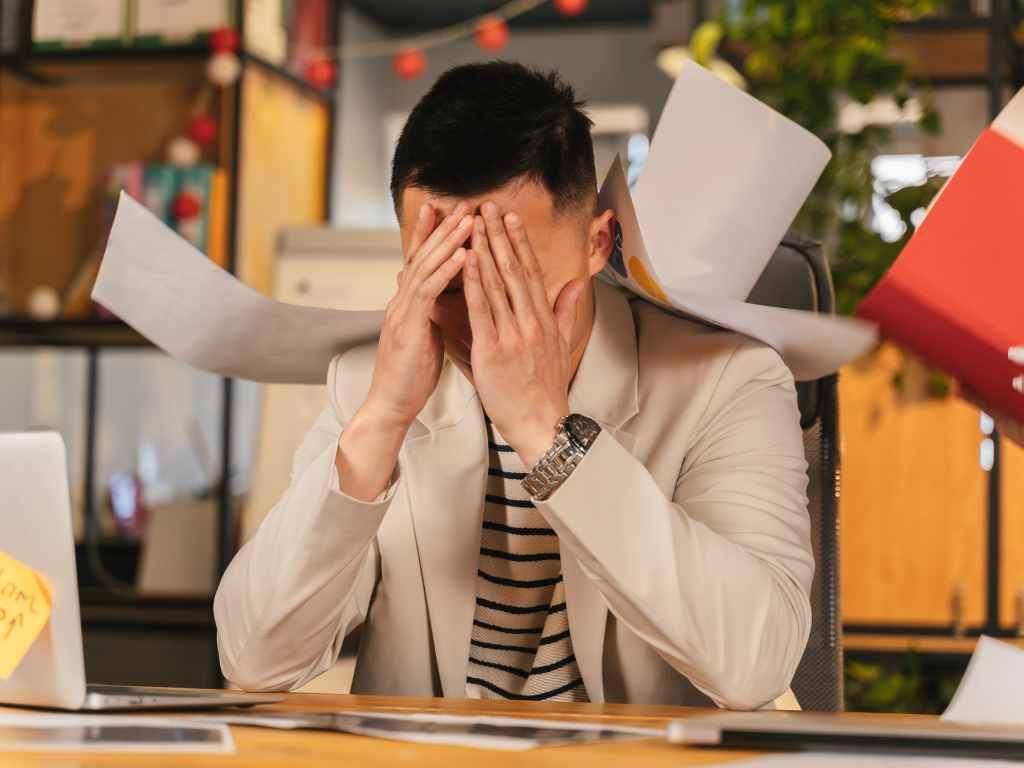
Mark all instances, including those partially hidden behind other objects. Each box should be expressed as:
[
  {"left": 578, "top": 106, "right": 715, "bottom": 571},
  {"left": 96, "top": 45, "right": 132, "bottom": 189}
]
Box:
[{"left": 521, "top": 415, "right": 597, "bottom": 501}]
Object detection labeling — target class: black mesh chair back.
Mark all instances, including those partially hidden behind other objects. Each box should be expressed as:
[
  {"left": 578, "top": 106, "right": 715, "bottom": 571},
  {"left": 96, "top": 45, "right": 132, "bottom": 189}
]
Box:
[{"left": 745, "top": 230, "right": 843, "bottom": 712}]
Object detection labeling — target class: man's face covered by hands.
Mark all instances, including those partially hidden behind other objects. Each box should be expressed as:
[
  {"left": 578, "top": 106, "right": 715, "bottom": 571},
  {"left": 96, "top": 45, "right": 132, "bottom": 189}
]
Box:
[{"left": 397, "top": 179, "right": 611, "bottom": 384}]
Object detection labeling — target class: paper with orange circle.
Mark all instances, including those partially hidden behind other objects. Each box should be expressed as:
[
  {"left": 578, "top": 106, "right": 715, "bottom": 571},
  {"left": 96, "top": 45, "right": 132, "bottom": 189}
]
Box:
[{"left": 0, "top": 550, "right": 51, "bottom": 680}]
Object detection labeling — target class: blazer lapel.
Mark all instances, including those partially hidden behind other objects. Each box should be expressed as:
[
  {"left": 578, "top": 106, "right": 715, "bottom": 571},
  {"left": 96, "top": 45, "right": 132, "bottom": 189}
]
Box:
[{"left": 403, "top": 363, "right": 488, "bottom": 697}]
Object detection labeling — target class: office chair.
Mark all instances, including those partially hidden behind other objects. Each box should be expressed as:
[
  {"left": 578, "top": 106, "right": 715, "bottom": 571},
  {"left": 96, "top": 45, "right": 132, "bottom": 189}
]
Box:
[{"left": 746, "top": 230, "right": 844, "bottom": 712}]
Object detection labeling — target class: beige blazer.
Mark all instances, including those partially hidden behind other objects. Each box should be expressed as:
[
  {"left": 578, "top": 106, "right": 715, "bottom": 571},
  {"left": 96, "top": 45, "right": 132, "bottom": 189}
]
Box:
[{"left": 214, "top": 279, "right": 814, "bottom": 710}]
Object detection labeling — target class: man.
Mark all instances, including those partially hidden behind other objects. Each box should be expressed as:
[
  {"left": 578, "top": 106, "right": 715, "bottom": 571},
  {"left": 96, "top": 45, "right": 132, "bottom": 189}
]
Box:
[{"left": 214, "top": 62, "right": 814, "bottom": 710}]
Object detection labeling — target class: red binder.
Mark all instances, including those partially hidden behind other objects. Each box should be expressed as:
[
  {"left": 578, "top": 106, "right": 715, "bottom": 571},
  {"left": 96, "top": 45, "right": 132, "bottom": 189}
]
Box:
[{"left": 856, "top": 91, "right": 1024, "bottom": 423}]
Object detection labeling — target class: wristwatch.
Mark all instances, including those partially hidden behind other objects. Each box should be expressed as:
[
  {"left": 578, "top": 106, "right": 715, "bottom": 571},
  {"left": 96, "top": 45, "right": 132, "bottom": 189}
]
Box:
[{"left": 521, "top": 414, "right": 602, "bottom": 501}]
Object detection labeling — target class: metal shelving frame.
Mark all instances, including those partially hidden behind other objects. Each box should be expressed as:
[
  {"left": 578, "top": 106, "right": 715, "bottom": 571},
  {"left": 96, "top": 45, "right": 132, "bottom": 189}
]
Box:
[{"left": 0, "top": 9, "right": 337, "bottom": 603}]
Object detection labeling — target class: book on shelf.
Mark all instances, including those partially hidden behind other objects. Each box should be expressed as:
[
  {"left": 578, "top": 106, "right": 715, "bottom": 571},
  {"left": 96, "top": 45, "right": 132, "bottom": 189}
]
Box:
[
  {"left": 857, "top": 87, "right": 1024, "bottom": 424},
  {"left": 32, "top": 0, "right": 130, "bottom": 51},
  {"left": 63, "top": 161, "right": 229, "bottom": 319}
]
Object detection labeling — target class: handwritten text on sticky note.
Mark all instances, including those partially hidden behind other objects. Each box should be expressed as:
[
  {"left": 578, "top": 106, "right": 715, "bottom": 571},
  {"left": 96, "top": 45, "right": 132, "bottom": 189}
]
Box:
[{"left": 0, "top": 550, "right": 51, "bottom": 680}]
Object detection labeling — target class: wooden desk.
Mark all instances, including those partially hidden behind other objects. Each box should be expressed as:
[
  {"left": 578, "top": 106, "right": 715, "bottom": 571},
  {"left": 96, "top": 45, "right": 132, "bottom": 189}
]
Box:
[{"left": 0, "top": 693, "right": 766, "bottom": 767}]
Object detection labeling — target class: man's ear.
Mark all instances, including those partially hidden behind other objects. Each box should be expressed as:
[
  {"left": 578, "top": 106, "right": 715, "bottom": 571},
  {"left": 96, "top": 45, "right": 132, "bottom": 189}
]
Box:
[{"left": 586, "top": 209, "right": 616, "bottom": 277}]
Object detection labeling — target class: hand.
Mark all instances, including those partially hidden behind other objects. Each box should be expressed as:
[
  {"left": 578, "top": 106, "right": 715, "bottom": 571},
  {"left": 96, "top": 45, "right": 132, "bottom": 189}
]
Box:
[
  {"left": 334, "top": 202, "right": 470, "bottom": 502},
  {"left": 952, "top": 379, "right": 1024, "bottom": 449},
  {"left": 362, "top": 201, "right": 472, "bottom": 431},
  {"left": 462, "top": 202, "right": 585, "bottom": 469}
]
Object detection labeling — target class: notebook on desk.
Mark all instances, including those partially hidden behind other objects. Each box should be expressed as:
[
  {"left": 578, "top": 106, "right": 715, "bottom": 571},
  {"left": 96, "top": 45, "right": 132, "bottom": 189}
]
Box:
[{"left": 0, "top": 431, "right": 284, "bottom": 711}]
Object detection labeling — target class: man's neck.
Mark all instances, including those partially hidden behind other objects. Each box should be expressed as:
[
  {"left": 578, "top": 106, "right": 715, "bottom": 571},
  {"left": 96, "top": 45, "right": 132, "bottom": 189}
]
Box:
[{"left": 567, "top": 280, "right": 596, "bottom": 388}]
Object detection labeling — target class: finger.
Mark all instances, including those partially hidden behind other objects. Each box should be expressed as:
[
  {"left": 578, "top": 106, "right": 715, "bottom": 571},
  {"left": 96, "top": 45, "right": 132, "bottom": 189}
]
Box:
[
  {"left": 405, "top": 248, "right": 468, "bottom": 323},
  {"left": 471, "top": 216, "right": 515, "bottom": 330},
  {"left": 404, "top": 203, "right": 435, "bottom": 266},
  {"left": 480, "top": 201, "right": 533, "bottom": 317},
  {"left": 553, "top": 279, "right": 585, "bottom": 345},
  {"left": 407, "top": 200, "right": 471, "bottom": 268},
  {"left": 503, "top": 211, "right": 550, "bottom": 314},
  {"left": 400, "top": 213, "right": 473, "bottom": 304},
  {"left": 461, "top": 250, "right": 498, "bottom": 346},
  {"left": 396, "top": 271, "right": 403, "bottom": 288}
]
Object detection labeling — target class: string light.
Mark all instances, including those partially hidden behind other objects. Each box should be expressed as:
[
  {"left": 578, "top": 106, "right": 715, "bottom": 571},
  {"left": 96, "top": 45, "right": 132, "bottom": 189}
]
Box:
[
  {"left": 333, "top": 0, "right": 550, "bottom": 61},
  {"left": 475, "top": 17, "right": 511, "bottom": 52}
]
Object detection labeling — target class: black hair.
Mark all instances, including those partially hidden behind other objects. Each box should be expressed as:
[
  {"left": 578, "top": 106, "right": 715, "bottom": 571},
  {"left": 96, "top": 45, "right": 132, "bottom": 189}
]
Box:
[{"left": 390, "top": 61, "right": 597, "bottom": 224}]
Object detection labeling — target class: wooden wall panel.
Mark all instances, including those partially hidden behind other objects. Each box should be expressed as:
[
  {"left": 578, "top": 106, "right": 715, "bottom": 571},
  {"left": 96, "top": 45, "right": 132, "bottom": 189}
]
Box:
[
  {"left": 840, "top": 343, "right": 988, "bottom": 627},
  {"left": 0, "top": 63, "right": 212, "bottom": 313},
  {"left": 235, "top": 65, "right": 329, "bottom": 295},
  {"left": 1001, "top": 437, "right": 1024, "bottom": 628}
]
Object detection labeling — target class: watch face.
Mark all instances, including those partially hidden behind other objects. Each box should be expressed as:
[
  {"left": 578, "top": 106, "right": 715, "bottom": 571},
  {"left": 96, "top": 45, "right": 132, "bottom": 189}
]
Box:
[{"left": 565, "top": 414, "right": 601, "bottom": 449}]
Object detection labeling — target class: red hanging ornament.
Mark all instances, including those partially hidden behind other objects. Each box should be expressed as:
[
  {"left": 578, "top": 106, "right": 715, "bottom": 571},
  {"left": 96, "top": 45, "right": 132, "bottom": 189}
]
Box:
[
  {"left": 172, "top": 192, "right": 202, "bottom": 220},
  {"left": 554, "top": 0, "right": 589, "bottom": 16},
  {"left": 393, "top": 46, "right": 427, "bottom": 80},
  {"left": 475, "top": 17, "right": 510, "bottom": 52},
  {"left": 186, "top": 114, "right": 218, "bottom": 146},
  {"left": 207, "top": 26, "right": 241, "bottom": 53},
  {"left": 306, "top": 57, "right": 338, "bottom": 88}
]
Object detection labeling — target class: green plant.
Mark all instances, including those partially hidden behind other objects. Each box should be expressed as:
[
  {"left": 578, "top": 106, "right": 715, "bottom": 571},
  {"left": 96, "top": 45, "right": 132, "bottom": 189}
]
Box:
[
  {"left": 692, "top": 0, "right": 944, "bottom": 316},
  {"left": 845, "top": 650, "right": 964, "bottom": 714}
]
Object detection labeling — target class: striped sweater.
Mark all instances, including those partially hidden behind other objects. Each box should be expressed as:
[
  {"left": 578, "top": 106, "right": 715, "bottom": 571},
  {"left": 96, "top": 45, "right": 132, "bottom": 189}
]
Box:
[{"left": 464, "top": 418, "right": 589, "bottom": 702}]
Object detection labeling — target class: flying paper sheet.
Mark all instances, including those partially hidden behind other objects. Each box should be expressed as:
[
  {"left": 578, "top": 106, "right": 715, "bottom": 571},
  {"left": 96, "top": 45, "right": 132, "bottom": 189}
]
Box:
[
  {"left": 92, "top": 193, "right": 385, "bottom": 385},
  {"left": 634, "top": 61, "right": 834, "bottom": 302},
  {"left": 0, "top": 550, "right": 51, "bottom": 680},
  {"left": 600, "top": 158, "right": 876, "bottom": 381}
]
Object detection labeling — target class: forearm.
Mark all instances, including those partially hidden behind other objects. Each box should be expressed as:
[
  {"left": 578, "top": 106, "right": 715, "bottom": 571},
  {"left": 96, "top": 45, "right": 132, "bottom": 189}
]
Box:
[
  {"left": 535, "top": 432, "right": 812, "bottom": 709},
  {"left": 334, "top": 401, "right": 409, "bottom": 502},
  {"left": 215, "top": 403, "right": 391, "bottom": 691}
]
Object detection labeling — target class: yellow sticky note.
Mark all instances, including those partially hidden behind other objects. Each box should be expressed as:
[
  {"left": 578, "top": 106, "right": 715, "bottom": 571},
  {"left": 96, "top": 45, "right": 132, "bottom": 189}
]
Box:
[{"left": 0, "top": 550, "right": 51, "bottom": 680}]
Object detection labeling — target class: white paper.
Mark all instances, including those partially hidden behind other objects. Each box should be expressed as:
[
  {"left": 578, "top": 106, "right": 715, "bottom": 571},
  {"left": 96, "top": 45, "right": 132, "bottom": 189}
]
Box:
[
  {"left": 942, "top": 636, "right": 1024, "bottom": 725},
  {"left": 0, "top": 713, "right": 234, "bottom": 753},
  {"left": 632, "top": 60, "right": 833, "bottom": 303},
  {"left": 198, "top": 710, "right": 662, "bottom": 752},
  {"left": 92, "top": 193, "right": 385, "bottom": 384},
  {"left": 725, "top": 753, "right": 1023, "bottom": 767},
  {"left": 599, "top": 158, "right": 877, "bottom": 381}
]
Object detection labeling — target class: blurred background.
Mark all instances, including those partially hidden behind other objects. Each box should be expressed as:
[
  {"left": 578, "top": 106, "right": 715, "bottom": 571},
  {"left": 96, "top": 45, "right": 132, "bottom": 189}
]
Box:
[{"left": 1, "top": 0, "right": 1022, "bottom": 712}]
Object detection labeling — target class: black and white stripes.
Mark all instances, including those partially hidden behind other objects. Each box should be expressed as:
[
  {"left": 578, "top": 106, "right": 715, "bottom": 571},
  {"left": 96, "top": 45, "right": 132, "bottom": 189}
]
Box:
[{"left": 464, "top": 420, "right": 588, "bottom": 702}]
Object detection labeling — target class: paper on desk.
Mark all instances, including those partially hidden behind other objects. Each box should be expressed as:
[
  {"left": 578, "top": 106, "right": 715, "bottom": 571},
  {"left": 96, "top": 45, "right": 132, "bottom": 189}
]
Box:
[
  {"left": 198, "top": 710, "right": 662, "bottom": 751},
  {"left": 942, "top": 636, "right": 1024, "bottom": 725},
  {"left": 726, "top": 753, "right": 1023, "bottom": 767},
  {"left": 0, "top": 713, "right": 234, "bottom": 753},
  {"left": 92, "top": 193, "right": 385, "bottom": 384},
  {"left": 599, "top": 157, "right": 877, "bottom": 381},
  {"left": 0, "top": 549, "right": 51, "bottom": 680}
]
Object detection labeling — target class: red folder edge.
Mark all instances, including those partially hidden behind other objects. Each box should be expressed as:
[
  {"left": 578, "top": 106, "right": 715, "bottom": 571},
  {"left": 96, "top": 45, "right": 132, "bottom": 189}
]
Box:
[{"left": 856, "top": 127, "right": 1024, "bottom": 423}]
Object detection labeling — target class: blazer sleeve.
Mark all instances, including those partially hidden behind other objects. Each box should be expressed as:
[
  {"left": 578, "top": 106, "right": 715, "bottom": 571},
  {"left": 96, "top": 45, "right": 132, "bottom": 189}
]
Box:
[
  {"left": 213, "top": 354, "right": 397, "bottom": 692},
  {"left": 534, "top": 340, "right": 814, "bottom": 710}
]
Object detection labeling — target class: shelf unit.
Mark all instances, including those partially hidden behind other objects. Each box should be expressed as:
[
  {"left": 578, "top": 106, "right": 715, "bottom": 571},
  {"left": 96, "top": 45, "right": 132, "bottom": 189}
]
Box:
[{"left": 0, "top": 8, "right": 337, "bottom": 688}]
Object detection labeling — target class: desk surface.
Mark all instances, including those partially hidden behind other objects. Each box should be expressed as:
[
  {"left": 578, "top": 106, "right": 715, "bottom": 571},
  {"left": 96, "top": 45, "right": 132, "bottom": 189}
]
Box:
[{"left": 0, "top": 693, "right": 771, "bottom": 768}]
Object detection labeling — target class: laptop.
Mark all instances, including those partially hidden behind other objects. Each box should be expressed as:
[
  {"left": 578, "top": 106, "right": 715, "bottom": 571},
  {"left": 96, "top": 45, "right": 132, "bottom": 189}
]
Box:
[{"left": 0, "top": 431, "right": 284, "bottom": 711}]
